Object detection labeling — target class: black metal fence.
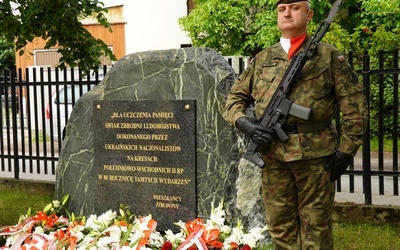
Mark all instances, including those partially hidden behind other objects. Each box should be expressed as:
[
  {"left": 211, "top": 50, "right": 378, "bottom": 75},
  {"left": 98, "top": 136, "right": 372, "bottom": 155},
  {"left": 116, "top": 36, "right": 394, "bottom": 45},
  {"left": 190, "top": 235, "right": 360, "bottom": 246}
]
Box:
[
  {"left": 0, "top": 66, "right": 107, "bottom": 182},
  {"left": 1, "top": 50, "right": 399, "bottom": 205},
  {"left": 345, "top": 50, "right": 399, "bottom": 205}
]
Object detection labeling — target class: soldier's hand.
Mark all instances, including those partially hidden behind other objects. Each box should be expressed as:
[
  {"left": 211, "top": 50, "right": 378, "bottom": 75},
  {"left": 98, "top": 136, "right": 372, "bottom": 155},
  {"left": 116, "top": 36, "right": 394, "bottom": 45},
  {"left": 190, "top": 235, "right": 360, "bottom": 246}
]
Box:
[
  {"left": 235, "top": 117, "right": 275, "bottom": 146},
  {"left": 324, "top": 151, "right": 353, "bottom": 182}
]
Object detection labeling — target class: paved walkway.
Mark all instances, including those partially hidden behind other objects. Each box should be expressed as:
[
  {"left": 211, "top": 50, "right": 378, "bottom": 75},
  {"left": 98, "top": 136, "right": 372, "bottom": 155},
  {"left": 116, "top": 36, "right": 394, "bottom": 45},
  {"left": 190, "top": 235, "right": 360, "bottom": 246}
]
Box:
[
  {"left": 335, "top": 176, "right": 400, "bottom": 207},
  {"left": 335, "top": 151, "right": 400, "bottom": 207}
]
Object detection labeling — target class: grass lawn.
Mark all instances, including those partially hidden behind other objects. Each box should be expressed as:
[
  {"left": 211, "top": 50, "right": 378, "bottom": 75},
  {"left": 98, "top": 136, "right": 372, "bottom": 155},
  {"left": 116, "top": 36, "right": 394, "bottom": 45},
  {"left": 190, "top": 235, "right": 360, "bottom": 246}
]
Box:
[
  {"left": 0, "top": 181, "right": 54, "bottom": 226},
  {"left": 334, "top": 222, "right": 400, "bottom": 249},
  {"left": 0, "top": 181, "right": 399, "bottom": 249}
]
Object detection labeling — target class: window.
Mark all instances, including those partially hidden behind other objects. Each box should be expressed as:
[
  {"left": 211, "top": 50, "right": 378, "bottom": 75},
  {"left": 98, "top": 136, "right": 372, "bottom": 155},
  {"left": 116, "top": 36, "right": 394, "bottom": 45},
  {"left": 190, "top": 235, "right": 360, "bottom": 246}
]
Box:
[
  {"left": 34, "top": 47, "right": 114, "bottom": 67},
  {"left": 187, "top": 0, "right": 195, "bottom": 14}
]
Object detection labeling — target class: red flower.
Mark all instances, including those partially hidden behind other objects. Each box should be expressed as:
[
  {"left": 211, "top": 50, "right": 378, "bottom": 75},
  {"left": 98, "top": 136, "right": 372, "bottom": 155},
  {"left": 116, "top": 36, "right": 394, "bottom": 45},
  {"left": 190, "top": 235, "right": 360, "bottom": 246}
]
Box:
[
  {"left": 230, "top": 242, "right": 239, "bottom": 250},
  {"left": 54, "top": 229, "right": 66, "bottom": 240},
  {"left": 185, "top": 218, "right": 206, "bottom": 234},
  {"left": 33, "top": 211, "right": 60, "bottom": 228},
  {"left": 210, "top": 240, "right": 224, "bottom": 249},
  {"left": 241, "top": 244, "right": 252, "bottom": 250},
  {"left": 203, "top": 228, "right": 220, "bottom": 243},
  {"left": 185, "top": 218, "right": 221, "bottom": 247},
  {"left": 161, "top": 241, "right": 173, "bottom": 250},
  {"left": 188, "top": 245, "right": 197, "bottom": 250}
]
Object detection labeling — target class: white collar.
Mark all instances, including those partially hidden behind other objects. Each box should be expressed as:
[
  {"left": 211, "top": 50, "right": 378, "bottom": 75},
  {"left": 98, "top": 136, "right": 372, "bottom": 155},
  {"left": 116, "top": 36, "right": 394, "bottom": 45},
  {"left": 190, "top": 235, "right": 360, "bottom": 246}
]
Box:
[{"left": 280, "top": 37, "right": 290, "bottom": 54}]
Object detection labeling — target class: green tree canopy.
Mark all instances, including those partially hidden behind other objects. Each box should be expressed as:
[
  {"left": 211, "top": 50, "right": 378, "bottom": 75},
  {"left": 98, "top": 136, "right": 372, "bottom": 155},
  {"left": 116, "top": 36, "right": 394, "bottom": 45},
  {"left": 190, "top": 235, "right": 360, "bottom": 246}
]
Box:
[
  {"left": 0, "top": 37, "right": 15, "bottom": 70},
  {"left": 0, "top": 0, "right": 116, "bottom": 71},
  {"left": 179, "top": 0, "right": 400, "bottom": 57},
  {"left": 180, "top": 0, "right": 400, "bottom": 139}
]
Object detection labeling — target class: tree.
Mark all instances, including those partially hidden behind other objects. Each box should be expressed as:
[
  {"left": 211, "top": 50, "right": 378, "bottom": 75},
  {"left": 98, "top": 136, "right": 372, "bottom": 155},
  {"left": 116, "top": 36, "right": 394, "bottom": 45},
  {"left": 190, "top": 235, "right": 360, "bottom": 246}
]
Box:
[
  {"left": 180, "top": 0, "right": 400, "bottom": 139},
  {"left": 179, "top": 0, "right": 400, "bottom": 57},
  {"left": 0, "top": 0, "right": 117, "bottom": 72},
  {"left": 0, "top": 37, "right": 15, "bottom": 70}
]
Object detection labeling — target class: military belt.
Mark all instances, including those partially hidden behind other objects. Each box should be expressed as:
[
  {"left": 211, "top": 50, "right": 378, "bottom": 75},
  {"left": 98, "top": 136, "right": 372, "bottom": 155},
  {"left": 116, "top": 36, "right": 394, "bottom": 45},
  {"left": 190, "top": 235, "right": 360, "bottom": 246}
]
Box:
[{"left": 281, "top": 121, "right": 332, "bottom": 134}]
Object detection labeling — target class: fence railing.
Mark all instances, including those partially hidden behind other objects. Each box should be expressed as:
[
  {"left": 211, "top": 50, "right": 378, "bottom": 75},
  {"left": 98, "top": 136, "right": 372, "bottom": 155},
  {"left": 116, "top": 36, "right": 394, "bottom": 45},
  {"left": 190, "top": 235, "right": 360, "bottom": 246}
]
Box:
[
  {"left": 351, "top": 50, "right": 399, "bottom": 204},
  {"left": 1, "top": 50, "right": 399, "bottom": 205},
  {"left": 0, "top": 66, "right": 107, "bottom": 182}
]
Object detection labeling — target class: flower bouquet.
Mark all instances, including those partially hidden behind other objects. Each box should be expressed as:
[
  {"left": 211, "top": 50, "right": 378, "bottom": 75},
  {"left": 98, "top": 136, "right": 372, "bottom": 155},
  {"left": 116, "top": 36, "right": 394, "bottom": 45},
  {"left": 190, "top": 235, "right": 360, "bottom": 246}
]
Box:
[{"left": 0, "top": 195, "right": 271, "bottom": 250}]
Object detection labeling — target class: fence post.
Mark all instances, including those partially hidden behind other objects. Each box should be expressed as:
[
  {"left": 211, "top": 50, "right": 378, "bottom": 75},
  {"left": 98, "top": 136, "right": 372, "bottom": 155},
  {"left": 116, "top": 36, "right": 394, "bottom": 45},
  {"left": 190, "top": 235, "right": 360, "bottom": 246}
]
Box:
[
  {"left": 362, "top": 51, "right": 372, "bottom": 205},
  {"left": 377, "top": 50, "right": 385, "bottom": 195},
  {"left": 11, "top": 70, "right": 20, "bottom": 179},
  {"left": 393, "top": 49, "right": 399, "bottom": 196}
]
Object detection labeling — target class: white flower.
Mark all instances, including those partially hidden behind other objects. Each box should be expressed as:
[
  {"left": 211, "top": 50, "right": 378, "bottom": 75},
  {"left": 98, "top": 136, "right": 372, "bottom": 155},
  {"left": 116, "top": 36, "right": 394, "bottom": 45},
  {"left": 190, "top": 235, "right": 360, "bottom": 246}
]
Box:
[
  {"left": 128, "top": 230, "right": 144, "bottom": 249},
  {"left": 85, "top": 210, "right": 117, "bottom": 232},
  {"left": 148, "top": 231, "right": 164, "bottom": 248},
  {"left": 52, "top": 200, "right": 61, "bottom": 208},
  {"left": 85, "top": 214, "right": 99, "bottom": 230},
  {"left": 120, "top": 246, "right": 133, "bottom": 250},
  {"left": 1, "top": 198, "right": 269, "bottom": 250},
  {"left": 137, "top": 215, "right": 154, "bottom": 231},
  {"left": 173, "top": 220, "right": 187, "bottom": 233},
  {"left": 97, "top": 210, "right": 117, "bottom": 227},
  {"left": 164, "top": 229, "right": 185, "bottom": 247},
  {"left": 223, "top": 227, "right": 244, "bottom": 248},
  {"left": 76, "top": 235, "right": 95, "bottom": 249},
  {"left": 67, "top": 224, "right": 85, "bottom": 241},
  {"left": 97, "top": 236, "right": 116, "bottom": 248},
  {"left": 108, "top": 224, "right": 122, "bottom": 242},
  {"left": 208, "top": 201, "right": 226, "bottom": 227},
  {"left": 249, "top": 226, "right": 266, "bottom": 241},
  {"left": 220, "top": 225, "right": 231, "bottom": 235},
  {"left": 241, "top": 232, "right": 258, "bottom": 248},
  {"left": 33, "top": 226, "right": 44, "bottom": 233}
]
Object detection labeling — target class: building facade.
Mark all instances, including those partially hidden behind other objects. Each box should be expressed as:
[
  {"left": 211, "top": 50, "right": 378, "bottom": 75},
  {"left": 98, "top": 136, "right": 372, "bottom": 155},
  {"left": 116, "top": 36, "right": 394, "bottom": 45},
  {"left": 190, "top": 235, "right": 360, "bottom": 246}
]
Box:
[{"left": 15, "top": 0, "right": 192, "bottom": 72}]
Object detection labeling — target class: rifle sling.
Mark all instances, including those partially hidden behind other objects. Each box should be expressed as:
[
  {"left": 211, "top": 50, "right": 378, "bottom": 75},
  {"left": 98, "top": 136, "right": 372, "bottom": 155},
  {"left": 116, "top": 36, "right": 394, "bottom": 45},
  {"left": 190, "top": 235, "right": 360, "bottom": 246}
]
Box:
[{"left": 281, "top": 121, "right": 332, "bottom": 134}]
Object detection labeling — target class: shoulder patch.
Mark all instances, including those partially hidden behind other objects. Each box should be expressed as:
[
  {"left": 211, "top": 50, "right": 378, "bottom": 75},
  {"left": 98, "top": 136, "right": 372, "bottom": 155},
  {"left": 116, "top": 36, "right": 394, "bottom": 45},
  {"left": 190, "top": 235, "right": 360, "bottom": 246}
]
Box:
[{"left": 338, "top": 55, "right": 346, "bottom": 62}]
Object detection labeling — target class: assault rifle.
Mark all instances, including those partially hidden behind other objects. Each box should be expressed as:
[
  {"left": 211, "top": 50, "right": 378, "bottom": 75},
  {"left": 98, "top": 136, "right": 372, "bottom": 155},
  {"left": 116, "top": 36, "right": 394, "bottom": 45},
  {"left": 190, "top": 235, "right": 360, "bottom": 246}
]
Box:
[{"left": 243, "top": 0, "right": 343, "bottom": 167}]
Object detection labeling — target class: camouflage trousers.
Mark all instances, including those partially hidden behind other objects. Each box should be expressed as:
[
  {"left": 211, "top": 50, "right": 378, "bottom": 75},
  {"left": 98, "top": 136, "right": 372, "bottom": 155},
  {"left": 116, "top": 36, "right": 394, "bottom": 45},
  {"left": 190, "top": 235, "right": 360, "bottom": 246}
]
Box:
[{"left": 261, "top": 155, "right": 335, "bottom": 250}]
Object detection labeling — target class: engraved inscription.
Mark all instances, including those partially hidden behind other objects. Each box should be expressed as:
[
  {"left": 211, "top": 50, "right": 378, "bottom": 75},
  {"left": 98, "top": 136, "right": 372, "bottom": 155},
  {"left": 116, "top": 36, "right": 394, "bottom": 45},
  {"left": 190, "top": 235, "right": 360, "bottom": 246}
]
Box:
[{"left": 93, "top": 100, "right": 196, "bottom": 231}]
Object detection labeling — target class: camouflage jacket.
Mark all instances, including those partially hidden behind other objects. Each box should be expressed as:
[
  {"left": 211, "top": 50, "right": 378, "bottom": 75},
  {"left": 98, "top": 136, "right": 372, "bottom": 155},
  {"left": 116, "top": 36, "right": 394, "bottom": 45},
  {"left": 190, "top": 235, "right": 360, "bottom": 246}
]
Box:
[{"left": 224, "top": 37, "right": 367, "bottom": 162}]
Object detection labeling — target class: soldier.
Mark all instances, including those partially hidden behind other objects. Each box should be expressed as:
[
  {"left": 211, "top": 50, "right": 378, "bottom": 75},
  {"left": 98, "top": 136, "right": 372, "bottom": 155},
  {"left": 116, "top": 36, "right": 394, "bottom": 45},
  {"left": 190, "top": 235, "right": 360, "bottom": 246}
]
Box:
[{"left": 224, "top": 0, "right": 367, "bottom": 249}]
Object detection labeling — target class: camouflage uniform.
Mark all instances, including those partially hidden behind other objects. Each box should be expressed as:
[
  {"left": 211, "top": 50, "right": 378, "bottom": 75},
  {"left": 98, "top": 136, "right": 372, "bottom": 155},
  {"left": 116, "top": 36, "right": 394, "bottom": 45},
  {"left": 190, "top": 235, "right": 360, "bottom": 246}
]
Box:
[{"left": 224, "top": 37, "right": 367, "bottom": 249}]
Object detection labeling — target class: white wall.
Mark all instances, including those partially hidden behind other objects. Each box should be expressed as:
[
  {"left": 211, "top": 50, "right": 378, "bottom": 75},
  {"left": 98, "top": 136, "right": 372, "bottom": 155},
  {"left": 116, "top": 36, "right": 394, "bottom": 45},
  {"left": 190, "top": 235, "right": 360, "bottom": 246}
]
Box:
[{"left": 102, "top": 0, "right": 190, "bottom": 55}]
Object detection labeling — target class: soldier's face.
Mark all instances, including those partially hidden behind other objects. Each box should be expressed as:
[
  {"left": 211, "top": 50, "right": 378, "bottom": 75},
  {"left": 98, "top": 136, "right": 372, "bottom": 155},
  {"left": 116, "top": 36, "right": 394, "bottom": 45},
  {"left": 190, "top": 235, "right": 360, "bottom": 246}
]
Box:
[{"left": 277, "top": 2, "right": 313, "bottom": 38}]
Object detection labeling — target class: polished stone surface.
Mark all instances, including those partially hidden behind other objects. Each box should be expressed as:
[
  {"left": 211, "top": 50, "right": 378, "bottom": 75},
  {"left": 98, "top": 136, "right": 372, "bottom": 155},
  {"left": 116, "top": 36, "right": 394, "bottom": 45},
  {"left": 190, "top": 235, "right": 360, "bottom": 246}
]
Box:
[{"left": 91, "top": 99, "right": 197, "bottom": 231}]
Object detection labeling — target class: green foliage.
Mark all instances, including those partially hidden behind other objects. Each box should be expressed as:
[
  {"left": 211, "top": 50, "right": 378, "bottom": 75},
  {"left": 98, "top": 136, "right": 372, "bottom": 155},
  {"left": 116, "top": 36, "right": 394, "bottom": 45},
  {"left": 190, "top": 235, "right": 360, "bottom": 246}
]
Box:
[
  {"left": 180, "top": 0, "right": 400, "bottom": 56},
  {"left": 0, "top": 0, "right": 117, "bottom": 72},
  {"left": 179, "top": 0, "right": 279, "bottom": 56},
  {"left": 335, "top": 0, "right": 399, "bottom": 65},
  {"left": 369, "top": 137, "right": 399, "bottom": 153},
  {"left": 368, "top": 73, "right": 399, "bottom": 139},
  {"left": 180, "top": 0, "right": 400, "bottom": 139},
  {"left": 0, "top": 37, "right": 15, "bottom": 70}
]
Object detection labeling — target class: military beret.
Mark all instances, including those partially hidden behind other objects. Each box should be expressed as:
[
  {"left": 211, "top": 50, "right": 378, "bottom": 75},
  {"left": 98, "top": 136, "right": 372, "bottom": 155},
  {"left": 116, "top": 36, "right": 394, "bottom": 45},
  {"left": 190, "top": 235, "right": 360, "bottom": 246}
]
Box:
[{"left": 276, "top": 0, "right": 310, "bottom": 5}]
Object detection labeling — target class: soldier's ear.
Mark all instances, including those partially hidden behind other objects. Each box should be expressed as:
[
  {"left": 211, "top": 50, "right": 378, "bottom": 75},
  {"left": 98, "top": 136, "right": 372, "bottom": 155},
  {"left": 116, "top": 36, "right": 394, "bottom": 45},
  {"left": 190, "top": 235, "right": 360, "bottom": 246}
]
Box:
[{"left": 307, "top": 10, "right": 314, "bottom": 21}]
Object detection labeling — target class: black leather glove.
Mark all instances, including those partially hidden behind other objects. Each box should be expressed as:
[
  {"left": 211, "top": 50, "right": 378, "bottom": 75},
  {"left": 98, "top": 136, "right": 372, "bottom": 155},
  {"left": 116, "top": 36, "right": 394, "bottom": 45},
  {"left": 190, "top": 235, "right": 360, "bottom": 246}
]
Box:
[
  {"left": 324, "top": 151, "right": 353, "bottom": 182},
  {"left": 235, "top": 117, "right": 275, "bottom": 146}
]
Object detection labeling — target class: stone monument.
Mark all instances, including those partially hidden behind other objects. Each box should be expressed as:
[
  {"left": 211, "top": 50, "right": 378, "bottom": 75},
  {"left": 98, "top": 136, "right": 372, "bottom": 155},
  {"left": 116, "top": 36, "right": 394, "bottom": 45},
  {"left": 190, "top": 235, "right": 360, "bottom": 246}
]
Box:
[{"left": 55, "top": 47, "right": 266, "bottom": 231}]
